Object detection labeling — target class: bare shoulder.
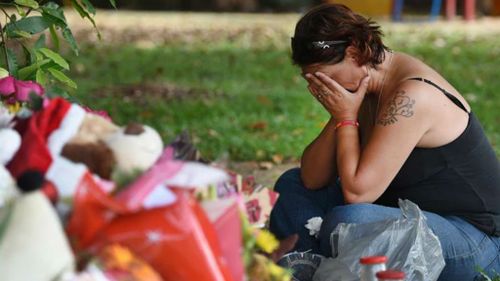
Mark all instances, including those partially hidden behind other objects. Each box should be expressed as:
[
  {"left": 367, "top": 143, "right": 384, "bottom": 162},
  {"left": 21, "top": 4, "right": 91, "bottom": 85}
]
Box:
[{"left": 376, "top": 80, "right": 434, "bottom": 127}]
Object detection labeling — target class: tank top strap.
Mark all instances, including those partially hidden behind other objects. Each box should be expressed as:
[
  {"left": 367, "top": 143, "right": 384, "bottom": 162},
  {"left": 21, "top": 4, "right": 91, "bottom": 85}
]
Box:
[{"left": 407, "top": 77, "right": 469, "bottom": 113}]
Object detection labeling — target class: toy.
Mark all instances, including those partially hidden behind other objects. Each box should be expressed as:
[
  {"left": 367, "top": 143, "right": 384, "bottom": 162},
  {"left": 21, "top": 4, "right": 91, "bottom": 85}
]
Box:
[
  {"left": 62, "top": 112, "right": 163, "bottom": 181},
  {"left": 0, "top": 105, "right": 21, "bottom": 166},
  {"left": 0, "top": 178, "right": 75, "bottom": 281},
  {"left": 7, "top": 98, "right": 164, "bottom": 205}
]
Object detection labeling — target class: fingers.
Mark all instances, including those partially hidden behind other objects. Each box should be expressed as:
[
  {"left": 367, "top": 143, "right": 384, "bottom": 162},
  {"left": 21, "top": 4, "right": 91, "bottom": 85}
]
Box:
[
  {"left": 308, "top": 85, "right": 325, "bottom": 102},
  {"left": 314, "top": 72, "right": 345, "bottom": 94},
  {"left": 305, "top": 73, "right": 333, "bottom": 97},
  {"left": 355, "top": 75, "right": 371, "bottom": 96}
]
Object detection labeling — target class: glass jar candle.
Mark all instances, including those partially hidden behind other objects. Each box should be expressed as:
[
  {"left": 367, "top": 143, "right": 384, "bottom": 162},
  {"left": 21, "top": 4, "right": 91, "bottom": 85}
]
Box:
[
  {"left": 359, "top": 256, "right": 388, "bottom": 281},
  {"left": 376, "top": 270, "right": 405, "bottom": 281}
]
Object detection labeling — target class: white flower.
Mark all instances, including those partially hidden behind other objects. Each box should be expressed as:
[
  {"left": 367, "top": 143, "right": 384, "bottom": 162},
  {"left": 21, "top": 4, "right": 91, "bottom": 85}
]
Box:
[{"left": 305, "top": 217, "right": 323, "bottom": 238}]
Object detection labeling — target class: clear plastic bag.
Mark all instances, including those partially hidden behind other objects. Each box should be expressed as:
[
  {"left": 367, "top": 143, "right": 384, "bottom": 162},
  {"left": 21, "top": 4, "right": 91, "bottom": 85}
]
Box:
[{"left": 313, "top": 200, "right": 445, "bottom": 281}]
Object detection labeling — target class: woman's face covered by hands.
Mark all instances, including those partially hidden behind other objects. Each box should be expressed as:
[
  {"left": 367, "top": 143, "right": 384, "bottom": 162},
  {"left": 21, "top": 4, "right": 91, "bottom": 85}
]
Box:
[
  {"left": 302, "top": 48, "right": 368, "bottom": 93},
  {"left": 301, "top": 48, "right": 371, "bottom": 120}
]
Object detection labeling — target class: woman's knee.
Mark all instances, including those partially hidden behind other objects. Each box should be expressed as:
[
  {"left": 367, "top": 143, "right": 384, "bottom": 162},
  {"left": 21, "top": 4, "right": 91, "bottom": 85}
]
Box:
[
  {"left": 322, "top": 203, "right": 378, "bottom": 228},
  {"left": 318, "top": 203, "right": 398, "bottom": 256}
]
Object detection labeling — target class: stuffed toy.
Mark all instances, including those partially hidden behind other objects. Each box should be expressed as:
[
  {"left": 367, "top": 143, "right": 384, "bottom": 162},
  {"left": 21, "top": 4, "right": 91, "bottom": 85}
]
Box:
[
  {"left": 0, "top": 165, "right": 19, "bottom": 208},
  {"left": 0, "top": 106, "right": 21, "bottom": 207},
  {"left": 7, "top": 98, "right": 164, "bottom": 205},
  {"left": 104, "top": 122, "right": 164, "bottom": 176},
  {"left": 0, "top": 105, "right": 21, "bottom": 166},
  {"left": 61, "top": 116, "right": 163, "bottom": 180},
  {"left": 0, "top": 170, "right": 75, "bottom": 281}
]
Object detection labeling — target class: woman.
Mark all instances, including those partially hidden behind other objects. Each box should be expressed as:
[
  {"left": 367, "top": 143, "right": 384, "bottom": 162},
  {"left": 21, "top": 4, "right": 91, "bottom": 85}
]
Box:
[{"left": 269, "top": 3, "right": 500, "bottom": 280}]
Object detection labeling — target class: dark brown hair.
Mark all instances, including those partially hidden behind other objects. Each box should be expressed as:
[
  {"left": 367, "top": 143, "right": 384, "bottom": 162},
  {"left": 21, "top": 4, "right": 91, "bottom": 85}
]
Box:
[{"left": 291, "top": 3, "right": 388, "bottom": 67}]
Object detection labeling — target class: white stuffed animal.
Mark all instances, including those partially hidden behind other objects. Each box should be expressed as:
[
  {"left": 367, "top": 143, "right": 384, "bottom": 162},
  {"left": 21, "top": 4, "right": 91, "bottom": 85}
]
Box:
[
  {"left": 0, "top": 106, "right": 21, "bottom": 165},
  {"left": 105, "top": 122, "right": 164, "bottom": 175}
]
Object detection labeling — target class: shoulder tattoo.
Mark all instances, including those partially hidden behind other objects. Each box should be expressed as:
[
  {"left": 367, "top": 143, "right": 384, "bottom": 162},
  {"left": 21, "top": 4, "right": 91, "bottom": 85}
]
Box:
[{"left": 377, "top": 91, "right": 415, "bottom": 126}]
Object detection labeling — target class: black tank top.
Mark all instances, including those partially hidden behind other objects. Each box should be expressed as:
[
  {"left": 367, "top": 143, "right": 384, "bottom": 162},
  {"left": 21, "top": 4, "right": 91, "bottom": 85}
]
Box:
[{"left": 375, "top": 77, "right": 500, "bottom": 236}]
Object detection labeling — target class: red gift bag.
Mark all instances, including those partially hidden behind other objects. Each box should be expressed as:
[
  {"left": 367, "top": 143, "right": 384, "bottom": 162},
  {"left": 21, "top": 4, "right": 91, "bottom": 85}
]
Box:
[{"left": 66, "top": 173, "right": 234, "bottom": 281}]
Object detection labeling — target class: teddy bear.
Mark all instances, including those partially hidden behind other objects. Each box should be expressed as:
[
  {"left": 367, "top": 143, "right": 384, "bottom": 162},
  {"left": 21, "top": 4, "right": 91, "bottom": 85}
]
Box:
[
  {"left": 62, "top": 112, "right": 165, "bottom": 208},
  {"left": 6, "top": 97, "right": 164, "bottom": 205},
  {"left": 0, "top": 105, "right": 21, "bottom": 206},
  {"left": 60, "top": 113, "right": 164, "bottom": 182}
]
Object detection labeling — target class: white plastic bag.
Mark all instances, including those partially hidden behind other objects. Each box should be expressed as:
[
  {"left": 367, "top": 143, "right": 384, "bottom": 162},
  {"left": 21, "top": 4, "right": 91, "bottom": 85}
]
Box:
[{"left": 313, "top": 200, "right": 445, "bottom": 281}]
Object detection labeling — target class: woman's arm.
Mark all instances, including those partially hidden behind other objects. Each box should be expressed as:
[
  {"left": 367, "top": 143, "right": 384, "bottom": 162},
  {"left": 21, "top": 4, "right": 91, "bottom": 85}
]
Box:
[
  {"left": 336, "top": 87, "right": 432, "bottom": 203},
  {"left": 310, "top": 73, "right": 433, "bottom": 204},
  {"left": 300, "top": 117, "right": 338, "bottom": 190}
]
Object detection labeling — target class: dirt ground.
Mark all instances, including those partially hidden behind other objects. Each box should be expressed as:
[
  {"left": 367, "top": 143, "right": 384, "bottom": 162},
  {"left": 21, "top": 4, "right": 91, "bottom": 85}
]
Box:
[{"left": 227, "top": 161, "right": 299, "bottom": 188}]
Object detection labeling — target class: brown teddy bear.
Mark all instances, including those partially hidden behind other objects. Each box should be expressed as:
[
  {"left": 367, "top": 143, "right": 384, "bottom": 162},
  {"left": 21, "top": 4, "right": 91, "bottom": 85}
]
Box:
[{"left": 61, "top": 113, "right": 164, "bottom": 182}]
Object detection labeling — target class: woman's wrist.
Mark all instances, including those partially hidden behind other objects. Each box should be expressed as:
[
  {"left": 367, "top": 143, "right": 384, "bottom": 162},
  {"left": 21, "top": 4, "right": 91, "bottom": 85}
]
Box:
[
  {"left": 335, "top": 119, "right": 359, "bottom": 130},
  {"left": 333, "top": 114, "right": 358, "bottom": 124},
  {"left": 333, "top": 113, "right": 358, "bottom": 122}
]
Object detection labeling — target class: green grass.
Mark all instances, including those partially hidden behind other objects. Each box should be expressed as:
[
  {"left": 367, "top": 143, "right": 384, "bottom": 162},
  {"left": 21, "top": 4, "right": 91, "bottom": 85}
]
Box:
[{"left": 66, "top": 25, "right": 500, "bottom": 162}]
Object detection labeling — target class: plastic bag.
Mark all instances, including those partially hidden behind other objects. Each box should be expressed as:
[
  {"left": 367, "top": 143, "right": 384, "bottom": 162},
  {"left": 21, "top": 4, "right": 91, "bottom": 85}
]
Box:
[
  {"left": 313, "top": 200, "right": 445, "bottom": 281},
  {"left": 66, "top": 172, "right": 234, "bottom": 281}
]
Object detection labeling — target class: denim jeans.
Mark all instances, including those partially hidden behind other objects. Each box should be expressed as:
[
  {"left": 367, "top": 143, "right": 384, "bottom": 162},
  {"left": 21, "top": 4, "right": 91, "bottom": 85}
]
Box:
[{"left": 269, "top": 168, "right": 500, "bottom": 281}]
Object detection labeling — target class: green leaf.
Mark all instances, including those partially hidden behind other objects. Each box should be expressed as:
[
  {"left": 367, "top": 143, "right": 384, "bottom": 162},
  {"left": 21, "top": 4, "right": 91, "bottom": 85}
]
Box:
[
  {"left": 35, "top": 34, "right": 46, "bottom": 49},
  {"left": 41, "top": 3, "right": 67, "bottom": 27},
  {"left": 49, "top": 25, "right": 60, "bottom": 51},
  {"left": 5, "top": 16, "right": 52, "bottom": 38},
  {"left": 19, "top": 58, "right": 34, "bottom": 79},
  {"left": 13, "top": 30, "right": 32, "bottom": 38},
  {"left": 35, "top": 51, "right": 43, "bottom": 61},
  {"left": 45, "top": 85, "right": 71, "bottom": 99},
  {"left": 47, "top": 68, "right": 77, "bottom": 89},
  {"left": 38, "top": 48, "right": 69, "bottom": 70},
  {"left": 15, "top": 5, "right": 27, "bottom": 17},
  {"left": 18, "top": 59, "right": 51, "bottom": 80},
  {"left": 36, "top": 69, "right": 47, "bottom": 85},
  {"left": 21, "top": 43, "right": 36, "bottom": 66},
  {"left": 62, "top": 27, "right": 79, "bottom": 56},
  {"left": 80, "top": 0, "right": 96, "bottom": 15},
  {"left": 70, "top": 0, "right": 90, "bottom": 19},
  {"left": 6, "top": 49, "right": 19, "bottom": 78},
  {"left": 70, "top": 0, "right": 100, "bottom": 39},
  {"left": 15, "top": 0, "right": 39, "bottom": 9},
  {"left": 108, "top": 0, "right": 116, "bottom": 9},
  {"left": 0, "top": 67, "right": 9, "bottom": 78}
]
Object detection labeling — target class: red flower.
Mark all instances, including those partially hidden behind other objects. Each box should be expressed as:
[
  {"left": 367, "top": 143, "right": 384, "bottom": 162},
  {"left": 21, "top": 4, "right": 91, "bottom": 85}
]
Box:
[
  {"left": 0, "top": 76, "right": 16, "bottom": 96},
  {"left": 0, "top": 75, "right": 44, "bottom": 102}
]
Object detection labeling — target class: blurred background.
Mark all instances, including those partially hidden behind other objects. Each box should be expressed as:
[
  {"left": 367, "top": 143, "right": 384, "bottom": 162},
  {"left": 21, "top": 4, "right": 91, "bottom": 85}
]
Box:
[
  {"left": 61, "top": 0, "right": 499, "bottom": 179},
  {"left": 60, "top": 0, "right": 500, "bottom": 14}
]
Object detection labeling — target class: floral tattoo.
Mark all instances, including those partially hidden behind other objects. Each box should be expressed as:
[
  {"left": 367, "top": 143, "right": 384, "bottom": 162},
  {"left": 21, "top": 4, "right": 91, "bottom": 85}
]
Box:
[{"left": 377, "top": 91, "right": 415, "bottom": 126}]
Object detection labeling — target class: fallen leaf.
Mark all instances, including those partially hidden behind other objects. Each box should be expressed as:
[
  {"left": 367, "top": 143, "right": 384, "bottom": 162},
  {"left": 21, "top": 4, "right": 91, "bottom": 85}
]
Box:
[
  {"left": 272, "top": 154, "right": 283, "bottom": 164},
  {"left": 208, "top": 128, "right": 219, "bottom": 137},
  {"left": 256, "top": 95, "right": 272, "bottom": 106},
  {"left": 259, "top": 161, "right": 274, "bottom": 170},
  {"left": 250, "top": 121, "right": 268, "bottom": 131}
]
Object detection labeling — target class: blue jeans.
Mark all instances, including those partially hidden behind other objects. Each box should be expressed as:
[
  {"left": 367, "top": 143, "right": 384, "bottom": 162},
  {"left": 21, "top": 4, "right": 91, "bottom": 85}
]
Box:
[{"left": 269, "top": 168, "right": 500, "bottom": 281}]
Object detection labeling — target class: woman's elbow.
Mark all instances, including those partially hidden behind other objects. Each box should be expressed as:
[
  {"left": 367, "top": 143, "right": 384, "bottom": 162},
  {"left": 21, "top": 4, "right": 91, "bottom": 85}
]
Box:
[
  {"left": 341, "top": 183, "right": 376, "bottom": 204},
  {"left": 300, "top": 173, "right": 326, "bottom": 190},
  {"left": 343, "top": 193, "right": 372, "bottom": 204},
  {"left": 302, "top": 179, "right": 324, "bottom": 190}
]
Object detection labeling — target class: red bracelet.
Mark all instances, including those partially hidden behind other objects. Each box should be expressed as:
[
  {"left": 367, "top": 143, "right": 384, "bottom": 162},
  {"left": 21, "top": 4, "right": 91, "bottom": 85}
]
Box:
[{"left": 335, "top": 120, "right": 359, "bottom": 130}]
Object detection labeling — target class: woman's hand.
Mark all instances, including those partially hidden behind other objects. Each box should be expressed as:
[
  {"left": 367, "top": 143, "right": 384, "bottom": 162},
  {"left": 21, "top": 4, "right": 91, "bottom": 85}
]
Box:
[{"left": 305, "top": 72, "right": 370, "bottom": 121}]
